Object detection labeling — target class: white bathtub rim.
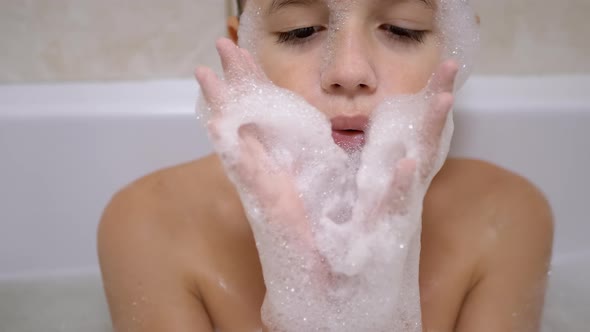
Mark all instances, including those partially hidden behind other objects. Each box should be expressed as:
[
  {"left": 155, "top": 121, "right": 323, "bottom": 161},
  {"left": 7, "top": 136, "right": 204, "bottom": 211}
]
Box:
[
  {"left": 0, "top": 250, "right": 587, "bottom": 283},
  {"left": 0, "top": 266, "right": 101, "bottom": 282},
  {"left": 0, "top": 75, "right": 589, "bottom": 118}
]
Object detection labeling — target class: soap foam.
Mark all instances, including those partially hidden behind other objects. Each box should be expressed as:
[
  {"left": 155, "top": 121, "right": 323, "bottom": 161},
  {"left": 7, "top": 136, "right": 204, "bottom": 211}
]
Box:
[
  {"left": 436, "top": 0, "right": 481, "bottom": 88},
  {"left": 199, "top": 0, "right": 479, "bottom": 330}
]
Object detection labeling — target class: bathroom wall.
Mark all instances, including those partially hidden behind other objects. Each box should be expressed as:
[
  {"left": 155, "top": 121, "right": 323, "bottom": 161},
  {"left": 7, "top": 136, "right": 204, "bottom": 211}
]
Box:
[
  {"left": 0, "top": 0, "right": 226, "bottom": 83},
  {"left": 0, "top": 0, "right": 588, "bottom": 83},
  {"left": 471, "top": 0, "right": 589, "bottom": 75}
]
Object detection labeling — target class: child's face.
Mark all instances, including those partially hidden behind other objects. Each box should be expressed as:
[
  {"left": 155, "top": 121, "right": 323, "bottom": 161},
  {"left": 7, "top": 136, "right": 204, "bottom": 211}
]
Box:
[{"left": 240, "top": 0, "right": 442, "bottom": 120}]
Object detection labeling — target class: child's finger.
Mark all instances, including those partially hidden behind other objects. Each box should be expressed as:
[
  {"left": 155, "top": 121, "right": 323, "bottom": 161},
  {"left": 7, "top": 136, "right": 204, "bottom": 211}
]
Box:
[
  {"left": 385, "top": 158, "right": 416, "bottom": 214},
  {"left": 423, "top": 92, "right": 454, "bottom": 146},
  {"left": 237, "top": 124, "right": 308, "bottom": 231},
  {"left": 421, "top": 91, "right": 454, "bottom": 162},
  {"left": 217, "top": 37, "right": 250, "bottom": 82},
  {"left": 195, "top": 66, "right": 223, "bottom": 107},
  {"left": 430, "top": 60, "right": 459, "bottom": 94},
  {"left": 241, "top": 47, "right": 267, "bottom": 82},
  {"left": 216, "top": 38, "right": 237, "bottom": 73},
  {"left": 237, "top": 124, "right": 270, "bottom": 190},
  {"left": 206, "top": 118, "right": 222, "bottom": 142}
]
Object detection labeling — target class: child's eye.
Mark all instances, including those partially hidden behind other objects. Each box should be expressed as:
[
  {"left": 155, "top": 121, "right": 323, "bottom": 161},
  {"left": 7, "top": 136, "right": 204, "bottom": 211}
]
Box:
[
  {"left": 277, "top": 26, "right": 323, "bottom": 44},
  {"left": 381, "top": 24, "right": 428, "bottom": 44}
]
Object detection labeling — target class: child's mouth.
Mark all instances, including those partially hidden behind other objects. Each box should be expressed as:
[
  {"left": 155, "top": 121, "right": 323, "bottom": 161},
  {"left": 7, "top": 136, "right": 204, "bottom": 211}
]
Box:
[
  {"left": 330, "top": 116, "right": 369, "bottom": 152},
  {"left": 332, "top": 130, "right": 366, "bottom": 152}
]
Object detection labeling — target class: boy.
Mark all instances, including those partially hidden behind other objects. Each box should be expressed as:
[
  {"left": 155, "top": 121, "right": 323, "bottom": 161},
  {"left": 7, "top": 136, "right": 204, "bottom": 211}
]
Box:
[{"left": 98, "top": 0, "right": 553, "bottom": 331}]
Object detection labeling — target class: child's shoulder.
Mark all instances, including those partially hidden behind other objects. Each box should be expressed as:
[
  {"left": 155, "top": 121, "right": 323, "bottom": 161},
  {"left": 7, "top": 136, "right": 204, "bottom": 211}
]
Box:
[
  {"left": 97, "top": 154, "right": 258, "bottom": 330},
  {"left": 420, "top": 158, "right": 553, "bottom": 330},
  {"left": 427, "top": 157, "right": 553, "bottom": 249},
  {"left": 98, "top": 154, "right": 243, "bottom": 238},
  {"left": 434, "top": 158, "right": 551, "bottom": 216},
  {"left": 97, "top": 154, "right": 249, "bottom": 267}
]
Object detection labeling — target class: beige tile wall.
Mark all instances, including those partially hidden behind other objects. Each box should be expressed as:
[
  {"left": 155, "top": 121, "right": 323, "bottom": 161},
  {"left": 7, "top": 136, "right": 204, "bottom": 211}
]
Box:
[
  {"left": 471, "top": 0, "right": 589, "bottom": 75},
  {"left": 0, "top": 0, "right": 226, "bottom": 83},
  {"left": 0, "top": 0, "right": 588, "bottom": 83}
]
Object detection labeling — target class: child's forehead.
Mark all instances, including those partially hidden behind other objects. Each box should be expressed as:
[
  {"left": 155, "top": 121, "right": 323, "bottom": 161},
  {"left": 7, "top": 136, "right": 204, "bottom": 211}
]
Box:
[{"left": 254, "top": 0, "right": 436, "bottom": 12}]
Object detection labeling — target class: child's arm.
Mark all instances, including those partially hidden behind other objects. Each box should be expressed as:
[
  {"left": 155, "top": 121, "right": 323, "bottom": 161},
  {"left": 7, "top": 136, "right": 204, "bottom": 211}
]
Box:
[
  {"left": 455, "top": 175, "right": 554, "bottom": 332},
  {"left": 97, "top": 187, "right": 215, "bottom": 332}
]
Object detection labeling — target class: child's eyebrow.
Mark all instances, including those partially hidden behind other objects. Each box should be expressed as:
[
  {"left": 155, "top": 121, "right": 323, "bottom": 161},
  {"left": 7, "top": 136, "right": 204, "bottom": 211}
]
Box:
[
  {"left": 268, "top": 0, "right": 317, "bottom": 15},
  {"left": 381, "top": 0, "right": 435, "bottom": 9},
  {"left": 268, "top": 0, "right": 434, "bottom": 15}
]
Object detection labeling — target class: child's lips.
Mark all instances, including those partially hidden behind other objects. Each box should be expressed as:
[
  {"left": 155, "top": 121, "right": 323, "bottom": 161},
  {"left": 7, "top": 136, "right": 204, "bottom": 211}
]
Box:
[
  {"left": 332, "top": 130, "right": 366, "bottom": 152},
  {"left": 330, "top": 115, "right": 368, "bottom": 152}
]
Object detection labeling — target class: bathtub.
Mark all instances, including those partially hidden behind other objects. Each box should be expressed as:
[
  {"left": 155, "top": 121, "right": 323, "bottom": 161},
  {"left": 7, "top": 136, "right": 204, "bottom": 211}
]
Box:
[{"left": 0, "top": 76, "right": 588, "bottom": 331}]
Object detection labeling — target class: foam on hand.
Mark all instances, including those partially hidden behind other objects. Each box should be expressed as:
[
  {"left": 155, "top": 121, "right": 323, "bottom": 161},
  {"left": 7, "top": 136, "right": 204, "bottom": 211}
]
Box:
[{"left": 198, "top": 1, "right": 479, "bottom": 331}]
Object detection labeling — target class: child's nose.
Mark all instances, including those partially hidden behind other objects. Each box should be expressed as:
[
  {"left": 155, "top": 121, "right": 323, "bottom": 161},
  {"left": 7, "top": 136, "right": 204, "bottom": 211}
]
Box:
[{"left": 320, "top": 29, "right": 378, "bottom": 97}]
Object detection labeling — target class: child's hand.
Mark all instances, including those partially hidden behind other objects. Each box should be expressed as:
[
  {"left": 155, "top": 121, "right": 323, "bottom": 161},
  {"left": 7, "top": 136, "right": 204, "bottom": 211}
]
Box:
[
  {"left": 195, "top": 38, "right": 326, "bottom": 243},
  {"left": 349, "top": 60, "right": 459, "bottom": 234},
  {"left": 419, "top": 60, "right": 459, "bottom": 181},
  {"left": 194, "top": 37, "right": 458, "bottom": 331},
  {"left": 196, "top": 38, "right": 343, "bottom": 330}
]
